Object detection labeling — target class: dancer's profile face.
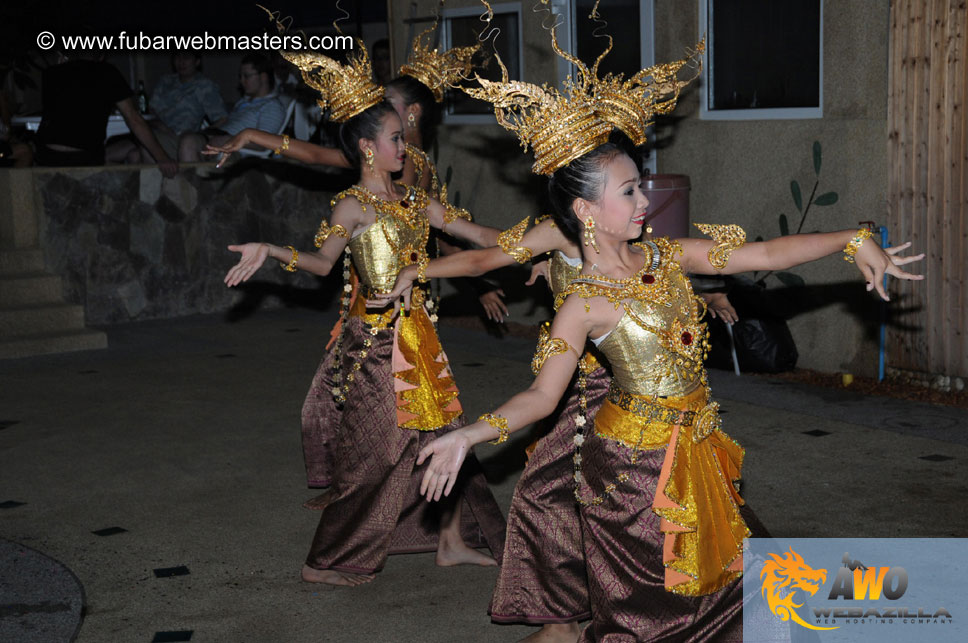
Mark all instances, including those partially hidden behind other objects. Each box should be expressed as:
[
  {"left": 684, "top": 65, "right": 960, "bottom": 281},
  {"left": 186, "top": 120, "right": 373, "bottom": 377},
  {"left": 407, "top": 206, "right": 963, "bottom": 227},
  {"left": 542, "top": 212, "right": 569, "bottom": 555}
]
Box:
[
  {"left": 364, "top": 112, "right": 406, "bottom": 173},
  {"left": 586, "top": 153, "right": 650, "bottom": 242}
]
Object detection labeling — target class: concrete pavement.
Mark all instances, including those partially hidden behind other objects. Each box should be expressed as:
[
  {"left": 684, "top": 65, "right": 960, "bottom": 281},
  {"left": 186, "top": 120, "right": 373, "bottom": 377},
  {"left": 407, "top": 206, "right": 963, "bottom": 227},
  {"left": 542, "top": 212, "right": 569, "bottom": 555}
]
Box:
[{"left": 1, "top": 309, "right": 966, "bottom": 642}]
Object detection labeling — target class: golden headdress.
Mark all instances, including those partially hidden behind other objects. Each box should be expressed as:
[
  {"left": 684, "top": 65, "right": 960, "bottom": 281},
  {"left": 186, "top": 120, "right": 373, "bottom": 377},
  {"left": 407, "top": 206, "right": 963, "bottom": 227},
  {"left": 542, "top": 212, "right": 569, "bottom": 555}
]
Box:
[
  {"left": 261, "top": 4, "right": 384, "bottom": 123},
  {"left": 590, "top": 42, "right": 704, "bottom": 146},
  {"left": 465, "top": 1, "right": 703, "bottom": 175},
  {"left": 400, "top": 22, "right": 481, "bottom": 102},
  {"left": 283, "top": 47, "right": 385, "bottom": 123}
]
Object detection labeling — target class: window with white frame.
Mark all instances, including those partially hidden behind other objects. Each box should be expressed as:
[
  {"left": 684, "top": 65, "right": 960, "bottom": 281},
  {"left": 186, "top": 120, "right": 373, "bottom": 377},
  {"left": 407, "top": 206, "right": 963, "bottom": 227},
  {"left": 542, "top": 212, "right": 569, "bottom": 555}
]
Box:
[
  {"left": 557, "top": 0, "right": 657, "bottom": 171},
  {"left": 441, "top": 2, "right": 522, "bottom": 124},
  {"left": 699, "top": 0, "right": 823, "bottom": 120}
]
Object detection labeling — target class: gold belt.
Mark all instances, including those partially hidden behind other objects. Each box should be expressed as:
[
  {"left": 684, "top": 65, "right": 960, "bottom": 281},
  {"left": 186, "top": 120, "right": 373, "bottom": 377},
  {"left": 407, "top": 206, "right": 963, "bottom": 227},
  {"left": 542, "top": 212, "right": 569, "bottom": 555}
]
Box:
[{"left": 604, "top": 383, "right": 722, "bottom": 443}]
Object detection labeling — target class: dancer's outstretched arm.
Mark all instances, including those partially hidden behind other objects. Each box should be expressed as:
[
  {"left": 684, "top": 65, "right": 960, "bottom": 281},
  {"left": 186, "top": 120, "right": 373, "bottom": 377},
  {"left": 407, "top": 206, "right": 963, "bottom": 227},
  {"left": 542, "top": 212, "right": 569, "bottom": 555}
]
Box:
[
  {"left": 416, "top": 293, "right": 618, "bottom": 501},
  {"left": 373, "top": 217, "right": 572, "bottom": 305},
  {"left": 204, "top": 128, "right": 349, "bottom": 168},
  {"left": 223, "top": 194, "right": 364, "bottom": 285},
  {"left": 679, "top": 230, "right": 924, "bottom": 301}
]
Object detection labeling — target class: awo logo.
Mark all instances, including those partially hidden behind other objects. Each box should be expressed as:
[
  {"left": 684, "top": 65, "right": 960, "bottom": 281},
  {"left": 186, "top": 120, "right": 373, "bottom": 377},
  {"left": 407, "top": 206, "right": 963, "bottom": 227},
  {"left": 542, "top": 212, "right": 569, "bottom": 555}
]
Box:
[
  {"left": 760, "top": 547, "right": 836, "bottom": 631},
  {"left": 760, "top": 547, "right": 954, "bottom": 631}
]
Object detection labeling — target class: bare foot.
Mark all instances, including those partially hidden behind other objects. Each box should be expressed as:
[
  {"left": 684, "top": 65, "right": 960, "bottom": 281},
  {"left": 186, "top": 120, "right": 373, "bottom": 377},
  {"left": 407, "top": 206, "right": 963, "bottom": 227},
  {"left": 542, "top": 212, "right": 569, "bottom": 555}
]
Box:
[
  {"left": 518, "top": 623, "right": 581, "bottom": 643},
  {"left": 303, "top": 489, "right": 336, "bottom": 511},
  {"left": 300, "top": 564, "right": 375, "bottom": 586},
  {"left": 435, "top": 541, "right": 498, "bottom": 567}
]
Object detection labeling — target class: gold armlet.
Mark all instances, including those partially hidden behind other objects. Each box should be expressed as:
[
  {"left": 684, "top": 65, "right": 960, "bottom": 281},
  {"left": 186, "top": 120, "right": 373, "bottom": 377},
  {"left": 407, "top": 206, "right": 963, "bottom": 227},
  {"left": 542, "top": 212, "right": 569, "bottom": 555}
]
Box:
[
  {"left": 843, "top": 228, "right": 873, "bottom": 263},
  {"left": 694, "top": 223, "right": 746, "bottom": 269},
  {"left": 442, "top": 202, "right": 472, "bottom": 225},
  {"left": 280, "top": 245, "right": 299, "bottom": 272},
  {"left": 273, "top": 134, "right": 290, "bottom": 156},
  {"left": 479, "top": 413, "right": 510, "bottom": 445},
  {"left": 314, "top": 220, "right": 349, "bottom": 248},
  {"left": 497, "top": 216, "right": 534, "bottom": 264},
  {"left": 439, "top": 183, "right": 472, "bottom": 227},
  {"left": 531, "top": 323, "right": 578, "bottom": 374}
]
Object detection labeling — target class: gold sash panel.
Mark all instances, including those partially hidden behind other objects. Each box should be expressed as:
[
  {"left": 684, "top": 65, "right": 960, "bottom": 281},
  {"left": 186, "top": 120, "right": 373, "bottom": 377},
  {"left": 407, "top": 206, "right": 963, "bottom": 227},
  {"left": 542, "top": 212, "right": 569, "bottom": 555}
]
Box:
[{"left": 594, "top": 385, "right": 749, "bottom": 596}]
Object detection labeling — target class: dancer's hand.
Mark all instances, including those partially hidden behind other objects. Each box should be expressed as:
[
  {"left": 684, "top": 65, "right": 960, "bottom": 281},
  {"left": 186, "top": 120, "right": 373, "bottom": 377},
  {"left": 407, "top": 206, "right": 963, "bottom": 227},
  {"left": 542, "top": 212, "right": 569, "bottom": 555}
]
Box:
[
  {"left": 203, "top": 130, "right": 252, "bottom": 168},
  {"left": 225, "top": 243, "right": 269, "bottom": 286},
  {"left": 704, "top": 292, "right": 738, "bottom": 324},
  {"left": 479, "top": 289, "right": 507, "bottom": 323},
  {"left": 854, "top": 240, "right": 924, "bottom": 301},
  {"left": 418, "top": 430, "right": 472, "bottom": 501},
  {"left": 365, "top": 285, "right": 411, "bottom": 318},
  {"left": 525, "top": 260, "right": 549, "bottom": 286},
  {"left": 368, "top": 265, "right": 418, "bottom": 310}
]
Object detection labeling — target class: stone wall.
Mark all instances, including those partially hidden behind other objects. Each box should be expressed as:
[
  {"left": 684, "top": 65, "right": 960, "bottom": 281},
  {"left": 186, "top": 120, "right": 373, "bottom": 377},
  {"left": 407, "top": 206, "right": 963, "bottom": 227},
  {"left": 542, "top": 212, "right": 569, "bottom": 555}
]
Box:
[{"left": 30, "top": 162, "right": 348, "bottom": 325}]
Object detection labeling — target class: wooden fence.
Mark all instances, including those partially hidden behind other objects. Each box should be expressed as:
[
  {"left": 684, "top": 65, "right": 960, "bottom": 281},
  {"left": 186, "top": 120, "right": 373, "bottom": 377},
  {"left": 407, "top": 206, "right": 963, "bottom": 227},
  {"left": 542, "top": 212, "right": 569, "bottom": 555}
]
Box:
[{"left": 887, "top": 0, "right": 968, "bottom": 378}]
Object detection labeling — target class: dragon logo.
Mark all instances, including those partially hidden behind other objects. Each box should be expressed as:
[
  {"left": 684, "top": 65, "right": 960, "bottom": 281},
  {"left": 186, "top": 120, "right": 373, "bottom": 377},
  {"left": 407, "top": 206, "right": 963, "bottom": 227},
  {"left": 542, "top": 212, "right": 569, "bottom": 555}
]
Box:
[{"left": 760, "top": 547, "right": 838, "bottom": 631}]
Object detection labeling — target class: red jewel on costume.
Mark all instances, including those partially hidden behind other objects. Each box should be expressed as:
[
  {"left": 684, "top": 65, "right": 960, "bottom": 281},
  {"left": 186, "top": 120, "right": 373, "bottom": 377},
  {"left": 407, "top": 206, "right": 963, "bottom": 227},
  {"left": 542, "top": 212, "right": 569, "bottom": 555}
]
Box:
[
  {"left": 410, "top": 252, "right": 418, "bottom": 262},
  {"left": 400, "top": 199, "right": 410, "bottom": 208},
  {"left": 642, "top": 274, "right": 655, "bottom": 285},
  {"left": 681, "top": 331, "right": 693, "bottom": 345}
]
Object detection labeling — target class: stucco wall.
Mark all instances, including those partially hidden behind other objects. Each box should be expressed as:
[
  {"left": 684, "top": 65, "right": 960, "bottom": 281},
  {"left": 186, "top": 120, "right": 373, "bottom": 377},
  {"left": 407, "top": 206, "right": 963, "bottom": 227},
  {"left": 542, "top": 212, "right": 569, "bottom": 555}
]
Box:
[{"left": 652, "top": 0, "right": 891, "bottom": 375}]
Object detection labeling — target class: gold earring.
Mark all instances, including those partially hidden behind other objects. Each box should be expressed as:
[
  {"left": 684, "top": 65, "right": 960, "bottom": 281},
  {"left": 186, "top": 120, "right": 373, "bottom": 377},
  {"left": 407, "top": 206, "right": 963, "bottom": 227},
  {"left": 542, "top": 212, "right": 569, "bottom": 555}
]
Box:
[
  {"left": 364, "top": 148, "right": 374, "bottom": 172},
  {"left": 583, "top": 217, "right": 599, "bottom": 253},
  {"left": 407, "top": 112, "right": 416, "bottom": 128},
  {"left": 646, "top": 224, "right": 653, "bottom": 235}
]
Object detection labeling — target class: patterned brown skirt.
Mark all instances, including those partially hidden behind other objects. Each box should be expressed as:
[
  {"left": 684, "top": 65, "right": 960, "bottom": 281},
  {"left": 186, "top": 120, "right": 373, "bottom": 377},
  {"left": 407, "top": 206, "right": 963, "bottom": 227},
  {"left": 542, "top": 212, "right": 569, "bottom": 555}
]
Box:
[
  {"left": 304, "top": 314, "right": 506, "bottom": 574},
  {"left": 578, "top": 430, "right": 747, "bottom": 642},
  {"left": 489, "top": 364, "right": 610, "bottom": 624}
]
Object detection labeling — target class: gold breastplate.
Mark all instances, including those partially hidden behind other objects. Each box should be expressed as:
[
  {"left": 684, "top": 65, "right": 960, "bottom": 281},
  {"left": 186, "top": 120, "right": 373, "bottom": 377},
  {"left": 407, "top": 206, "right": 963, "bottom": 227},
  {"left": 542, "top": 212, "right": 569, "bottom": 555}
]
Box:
[
  {"left": 565, "top": 239, "right": 709, "bottom": 398},
  {"left": 548, "top": 250, "right": 582, "bottom": 300},
  {"left": 338, "top": 184, "right": 431, "bottom": 293}
]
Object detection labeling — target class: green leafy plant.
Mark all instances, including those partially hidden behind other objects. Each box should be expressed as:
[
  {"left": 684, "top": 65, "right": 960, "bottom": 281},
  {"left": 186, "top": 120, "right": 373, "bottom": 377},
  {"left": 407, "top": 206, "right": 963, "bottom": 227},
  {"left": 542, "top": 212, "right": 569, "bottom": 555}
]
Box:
[{"left": 754, "top": 141, "right": 839, "bottom": 287}]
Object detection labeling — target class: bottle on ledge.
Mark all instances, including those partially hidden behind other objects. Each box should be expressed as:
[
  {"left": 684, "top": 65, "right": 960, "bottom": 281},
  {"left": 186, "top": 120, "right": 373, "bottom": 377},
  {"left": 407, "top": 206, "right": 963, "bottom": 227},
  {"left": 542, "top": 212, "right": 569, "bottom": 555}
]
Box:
[{"left": 137, "top": 80, "right": 149, "bottom": 115}]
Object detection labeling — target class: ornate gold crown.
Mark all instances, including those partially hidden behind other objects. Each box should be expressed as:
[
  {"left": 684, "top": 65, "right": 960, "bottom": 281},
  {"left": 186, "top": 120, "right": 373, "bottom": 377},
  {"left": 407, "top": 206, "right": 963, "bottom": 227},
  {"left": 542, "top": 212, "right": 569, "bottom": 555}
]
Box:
[
  {"left": 400, "top": 24, "right": 481, "bottom": 102},
  {"left": 463, "top": 24, "right": 612, "bottom": 176},
  {"left": 465, "top": 2, "right": 703, "bottom": 174},
  {"left": 282, "top": 44, "right": 385, "bottom": 123},
  {"left": 592, "top": 41, "right": 704, "bottom": 146}
]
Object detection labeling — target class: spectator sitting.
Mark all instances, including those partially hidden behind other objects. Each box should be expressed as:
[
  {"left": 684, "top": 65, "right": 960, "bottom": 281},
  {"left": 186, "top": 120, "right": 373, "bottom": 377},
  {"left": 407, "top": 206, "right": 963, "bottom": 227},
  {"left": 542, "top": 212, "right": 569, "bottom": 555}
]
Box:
[
  {"left": 106, "top": 50, "right": 226, "bottom": 165},
  {"left": 178, "top": 53, "right": 286, "bottom": 162},
  {"left": 34, "top": 48, "right": 177, "bottom": 177}
]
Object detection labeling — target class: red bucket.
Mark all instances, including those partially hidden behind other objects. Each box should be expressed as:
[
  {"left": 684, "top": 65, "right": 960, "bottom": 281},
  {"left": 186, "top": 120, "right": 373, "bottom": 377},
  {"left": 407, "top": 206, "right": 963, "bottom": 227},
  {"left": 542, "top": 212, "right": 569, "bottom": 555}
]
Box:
[{"left": 640, "top": 174, "right": 690, "bottom": 239}]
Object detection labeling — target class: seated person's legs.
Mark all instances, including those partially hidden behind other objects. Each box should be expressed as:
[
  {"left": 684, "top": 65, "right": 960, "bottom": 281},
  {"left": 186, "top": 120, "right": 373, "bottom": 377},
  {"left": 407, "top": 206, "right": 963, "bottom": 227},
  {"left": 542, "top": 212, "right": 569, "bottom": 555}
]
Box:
[
  {"left": 105, "top": 136, "right": 139, "bottom": 164},
  {"left": 178, "top": 128, "right": 227, "bottom": 162},
  {"left": 139, "top": 122, "right": 179, "bottom": 163}
]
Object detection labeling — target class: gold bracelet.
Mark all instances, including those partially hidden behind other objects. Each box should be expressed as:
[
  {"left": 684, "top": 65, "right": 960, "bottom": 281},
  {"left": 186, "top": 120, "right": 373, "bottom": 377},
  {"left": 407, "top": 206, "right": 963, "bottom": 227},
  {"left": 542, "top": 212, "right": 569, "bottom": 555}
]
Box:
[
  {"left": 479, "top": 413, "right": 509, "bottom": 445},
  {"left": 843, "top": 228, "right": 873, "bottom": 263},
  {"left": 273, "top": 134, "right": 290, "bottom": 156},
  {"left": 416, "top": 255, "right": 430, "bottom": 283},
  {"left": 280, "top": 245, "right": 299, "bottom": 272}
]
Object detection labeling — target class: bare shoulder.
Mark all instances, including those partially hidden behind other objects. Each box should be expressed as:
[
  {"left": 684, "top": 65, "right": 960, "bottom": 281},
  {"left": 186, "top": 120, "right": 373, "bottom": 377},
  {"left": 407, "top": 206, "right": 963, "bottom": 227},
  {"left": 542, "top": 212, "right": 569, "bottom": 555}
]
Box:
[
  {"left": 557, "top": 291, "right": 624, "bottom": 338},
  {"left": 331, "top": 194, "right": 369, "bottom": 230}
]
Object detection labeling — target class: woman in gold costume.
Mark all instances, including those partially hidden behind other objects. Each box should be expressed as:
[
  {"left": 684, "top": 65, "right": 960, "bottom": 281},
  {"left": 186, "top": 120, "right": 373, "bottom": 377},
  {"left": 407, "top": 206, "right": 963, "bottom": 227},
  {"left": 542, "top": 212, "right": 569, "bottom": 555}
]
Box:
[
  {"left": 401, "top": 12, "right": 924, "bottom": 638},
  {"left": 377, "top": 201, "right": 739, "bottom": 641},
  {"left": 416, "top": 141, "right": 923, "bottom": 640},
  {"left": 207, "top": 32, "right": 508, "bottom": 491},
  {"left": 223, "top": 47, "right": 506, "bottom": 587}
]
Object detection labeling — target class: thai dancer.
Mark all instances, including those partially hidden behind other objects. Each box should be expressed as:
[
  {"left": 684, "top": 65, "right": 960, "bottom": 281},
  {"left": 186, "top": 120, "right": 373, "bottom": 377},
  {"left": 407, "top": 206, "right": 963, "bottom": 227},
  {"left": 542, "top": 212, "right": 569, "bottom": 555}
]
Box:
[
  {"left": 223, "top": 43, "right": 507, "bottom": 586},
  {"left": 207, "top": 24, "right": 507, "bottom": 490},
  {"left": 403, "top": 17, "right": 923, "bottom": 639}
]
